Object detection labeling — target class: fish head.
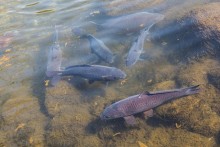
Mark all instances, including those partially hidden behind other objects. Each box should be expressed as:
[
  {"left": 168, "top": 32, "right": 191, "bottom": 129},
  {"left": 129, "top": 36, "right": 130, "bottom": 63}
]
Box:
[
  {"left": 126, "top": 56, "right": 136, "bottom": 67},
  {"left": 100, "top": 104, "right": 124, "bottom": 120},
  {"left": 106, "top": 55, "right": 114, "bottom": 64},
  {"left": 126, "top": 50, "right": 139, "bottom": 67},
  {"left": 108, "top": 68, "right": 126, "bottom": 80}
]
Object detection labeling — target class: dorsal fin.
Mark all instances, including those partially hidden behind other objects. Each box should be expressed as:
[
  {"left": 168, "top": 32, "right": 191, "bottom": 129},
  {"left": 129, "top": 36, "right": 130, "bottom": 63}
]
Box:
[
  {"left": 144, "top": 91, "right": 150, "bottom": 95},
  {"left": 138, "top": 91, "right": 150, "bottom": 98},
  {"left": 65, "top": 64, "right": 91, "bottom": 69}
]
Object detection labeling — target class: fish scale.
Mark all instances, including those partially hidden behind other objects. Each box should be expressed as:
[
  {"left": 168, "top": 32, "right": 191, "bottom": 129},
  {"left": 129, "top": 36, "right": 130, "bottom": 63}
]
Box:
[
  {"left": 101, "top": 85, "right": 200, "bottom": 125},
  {"left": 59, "top": 65, "right": 126, "bottom": 84}
]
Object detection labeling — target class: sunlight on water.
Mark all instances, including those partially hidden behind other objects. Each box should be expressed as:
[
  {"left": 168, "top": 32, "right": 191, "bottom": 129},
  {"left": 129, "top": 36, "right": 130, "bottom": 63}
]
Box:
[{"left": 0, "top": 0, "right": 220, "bottom": 146}]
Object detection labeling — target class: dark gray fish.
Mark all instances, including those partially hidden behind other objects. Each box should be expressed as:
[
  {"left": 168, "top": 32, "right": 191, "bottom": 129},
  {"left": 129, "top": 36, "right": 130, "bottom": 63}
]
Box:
[
  {"left": 58, "top": 64, "right": 126, "bottom": 84},
  {"left": 71, "top": 28, "right": 114, "bottom": 63},
  {"left": 126, "top": 26, "right": 151, "bottom": 67},
  {"left": 101, "top": 85, "right": 200, "bottom": 125},
  {"left": 100, "top": 12, "right": 164, "bottom": 34},
  {"left": 85, "top": 34, "right": 114, "bottom": 64}
]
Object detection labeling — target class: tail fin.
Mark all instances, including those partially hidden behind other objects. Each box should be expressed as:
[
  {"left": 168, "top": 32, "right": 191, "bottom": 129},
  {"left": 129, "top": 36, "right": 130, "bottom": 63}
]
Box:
[{"left": 185, "top": 85, "right": 200, "bottom": 95}]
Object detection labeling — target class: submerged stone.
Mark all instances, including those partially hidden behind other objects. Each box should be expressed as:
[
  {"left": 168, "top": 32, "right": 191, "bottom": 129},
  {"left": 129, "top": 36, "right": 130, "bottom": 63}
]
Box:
[{"left": 150, "top": 2, "right": 220, "bottom": 62}]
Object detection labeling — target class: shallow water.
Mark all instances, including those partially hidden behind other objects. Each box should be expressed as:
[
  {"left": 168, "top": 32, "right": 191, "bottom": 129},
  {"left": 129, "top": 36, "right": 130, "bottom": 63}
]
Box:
[{"left": 0, "top": 0, "right": 220, "bottom": 146}]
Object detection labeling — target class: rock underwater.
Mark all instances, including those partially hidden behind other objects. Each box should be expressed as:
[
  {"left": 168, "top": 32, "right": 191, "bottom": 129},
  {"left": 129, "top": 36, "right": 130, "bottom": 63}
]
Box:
[{"left": 150, "top": 2, "right": 220, "bottom": 63}]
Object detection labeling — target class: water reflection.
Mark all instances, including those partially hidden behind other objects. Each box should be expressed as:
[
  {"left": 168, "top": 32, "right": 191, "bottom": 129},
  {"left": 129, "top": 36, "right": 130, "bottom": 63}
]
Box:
[{"left": 0, "top": 0, "right": 220, "bottom": 146}]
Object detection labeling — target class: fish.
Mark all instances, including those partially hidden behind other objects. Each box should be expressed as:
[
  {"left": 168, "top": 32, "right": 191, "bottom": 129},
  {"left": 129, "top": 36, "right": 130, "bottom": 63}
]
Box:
[
  {"left": 97, "top": 12, "right": 164, "bottom": 35},
  {"left": 46, "top": 26, "right": 62, "bottom": 85},
  {"left": 72, "top": 28, "right": 115, "bottom": 64},
  {"left": 100, "top": 85, "right": 200, "bottom": 125},
  {"left": 84, "top": 34, "right": 114, "bottom": 64},
  {"left": 58, "top": 64, "right": 126, "bottom": 84},
  {"left": 126, "top": 16, "right": 163, "bottom": 67},
  {"left": 126, "top": 25, "right": 153, "bottom": 67}
]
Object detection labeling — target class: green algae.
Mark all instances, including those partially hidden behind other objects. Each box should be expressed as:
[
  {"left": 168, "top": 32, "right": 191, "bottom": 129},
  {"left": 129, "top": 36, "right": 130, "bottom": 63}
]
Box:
[
  {"left": 147, "top": 127, "right": 215, "bottom": 147},
  {"left": 36, "top": 9, "right": 55, "bottom": 14},
  {"left": 26, "top": 2, "right": 39, "bottom": 7}
]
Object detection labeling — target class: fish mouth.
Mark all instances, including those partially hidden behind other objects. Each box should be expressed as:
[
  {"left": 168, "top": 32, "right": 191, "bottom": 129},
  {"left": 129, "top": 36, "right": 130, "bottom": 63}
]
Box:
[
  {"left": 100, "top": 113, "right": 107, "bottom": 120},
  {"left": 120, "top": 72, "right": 127, "bottom": 79}
]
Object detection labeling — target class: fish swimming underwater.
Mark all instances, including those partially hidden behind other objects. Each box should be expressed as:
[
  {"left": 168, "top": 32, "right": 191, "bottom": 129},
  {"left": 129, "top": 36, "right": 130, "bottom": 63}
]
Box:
[
  {"left": 84, "top": 34, "right": 114, "bottom": 64},
  {"left": 126, "top": 25, "right": 153, "bottom": 67},
  {"left": 57, "top": 64, "right": 126, "bottom": 84},
  {"left": 97, "top": 12, "right": 164, "bottom": 35},
  {"left": 72, "top": 28, "right": 114, "bottom": 64},
  {"left": 46, "top": 26, "right": 62, "bottom": 85},
  {"left": 101, "top": 85, "right": 200, "bottom": 125}
]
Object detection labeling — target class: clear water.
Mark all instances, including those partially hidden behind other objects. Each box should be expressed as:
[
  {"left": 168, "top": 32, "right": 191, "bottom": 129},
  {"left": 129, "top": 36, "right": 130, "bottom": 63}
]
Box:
[{"left": 0, "top": 0, "right": 220, "bottom": 146}]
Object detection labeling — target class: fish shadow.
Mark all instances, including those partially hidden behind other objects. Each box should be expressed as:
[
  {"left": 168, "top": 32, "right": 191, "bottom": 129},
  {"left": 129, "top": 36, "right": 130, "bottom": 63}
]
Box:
[
  {"left": 31, "top": 40, "right": 53, "bottom": 119},
  {"left": 85, "top": 117, "right": 139, "bottom": 136},
  {"left": 85, "top": 113, "right": 176, "bottom": 136},
  {"left": 216, "top": 131, "right": 220, "bottom": 145},
  {"left": 64, "top": 77, "right": 107, "bottom": 102},
  {"left": 145, "top": 115, "right": 176, "bottom": 128}
]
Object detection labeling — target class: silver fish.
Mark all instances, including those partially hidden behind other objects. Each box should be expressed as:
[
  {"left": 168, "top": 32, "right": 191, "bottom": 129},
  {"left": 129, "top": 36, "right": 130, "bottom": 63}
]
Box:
[{"left": 126, "top": 25, "right": 153, "bottom": 67}]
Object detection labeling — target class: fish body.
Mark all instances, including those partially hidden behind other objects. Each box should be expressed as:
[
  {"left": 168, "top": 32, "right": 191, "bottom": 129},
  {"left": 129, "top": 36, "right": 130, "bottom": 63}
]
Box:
[
  {"left": 59, "top": 65, "right": 126, "bottom": 83},
  {"left": 101, "top": 85, "right": 200, "bottom": 125},
  {"left": 46, "top": 27, "right": 62, "bottom": 85},
  {"left": 126, "top": 27, "right": 150, "bottom": 67},
  {"left": 101, "top": 12, "right": 164, "bottom": 34},
  {"left": 85, "top": 34, "right": 114, "bottom": 64}
]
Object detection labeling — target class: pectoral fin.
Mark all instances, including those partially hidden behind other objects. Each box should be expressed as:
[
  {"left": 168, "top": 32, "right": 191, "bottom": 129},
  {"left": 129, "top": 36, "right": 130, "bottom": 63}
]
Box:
[
  {"left": 143, "top": 109, "right": 154, "bottom": 119},
  {"left": 123, "top": 115, "right": 136, "bottom": 126}
]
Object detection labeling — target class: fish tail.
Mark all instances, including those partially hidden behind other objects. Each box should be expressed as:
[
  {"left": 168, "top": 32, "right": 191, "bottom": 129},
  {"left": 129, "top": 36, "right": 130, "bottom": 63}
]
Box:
[{"left": 184, "top": 85, "right": 200, "bottom": 95}]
